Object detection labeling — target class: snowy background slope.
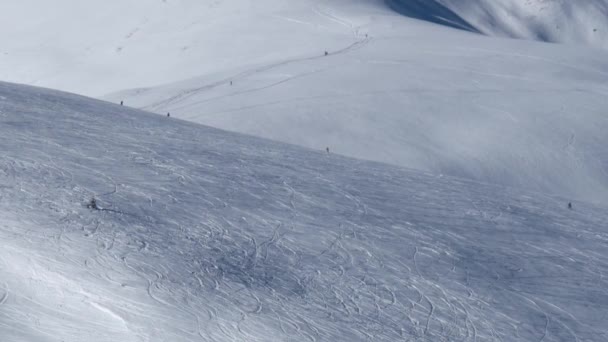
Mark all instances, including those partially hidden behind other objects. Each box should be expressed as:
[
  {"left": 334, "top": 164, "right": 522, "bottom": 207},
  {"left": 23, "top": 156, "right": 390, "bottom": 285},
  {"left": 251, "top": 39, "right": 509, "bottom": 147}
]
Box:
[
  {"left": 2, "top": 0, "right": 607, "bottom": 96},
  {"left": 2, "top": 81, "right": 608, "bottom": 341},
  {"left": 0, "top": 0, "right": 360, "bottom": 95},
  {"left": 107, "top": 8, "right": 608, "bottom": 202}
]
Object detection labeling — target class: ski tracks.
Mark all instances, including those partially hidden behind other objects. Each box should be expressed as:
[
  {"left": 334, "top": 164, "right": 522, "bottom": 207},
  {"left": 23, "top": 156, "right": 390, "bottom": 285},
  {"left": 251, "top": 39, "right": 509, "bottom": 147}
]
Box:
[
  {"left": 283, "top": 180, "right": 298, "bottom": 212},
  {"left": 312, "top": 4, "right": 362, "bottom": 40},
  {"left": 144, "top": 4, "right": 371, "bottom": 113},
  {"left": 518, "top": 293, "right": 551, "bottom": 342},
  {"left": 147, "top": 34, "right": 369, "bottom": 112},
  {"left": 0, "top": 282, "right": 8, "bottom": 306}
]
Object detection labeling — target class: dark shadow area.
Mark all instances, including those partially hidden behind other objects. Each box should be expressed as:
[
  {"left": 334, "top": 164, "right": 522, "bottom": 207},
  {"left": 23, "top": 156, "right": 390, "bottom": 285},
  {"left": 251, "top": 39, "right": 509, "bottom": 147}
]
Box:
[{"left": 385, "top": 0, "right": 480, "bottom": 33}]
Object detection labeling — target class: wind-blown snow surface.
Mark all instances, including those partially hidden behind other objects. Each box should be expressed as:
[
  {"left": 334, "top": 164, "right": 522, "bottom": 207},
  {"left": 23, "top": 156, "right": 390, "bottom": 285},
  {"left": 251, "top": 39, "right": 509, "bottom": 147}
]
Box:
[{"left": 2, "top": 82, "right": 608, "bottom": 341}]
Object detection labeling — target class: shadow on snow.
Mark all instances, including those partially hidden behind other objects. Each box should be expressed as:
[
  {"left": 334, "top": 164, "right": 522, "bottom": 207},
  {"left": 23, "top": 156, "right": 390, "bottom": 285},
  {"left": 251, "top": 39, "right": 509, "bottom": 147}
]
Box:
[{"left": 385, "top": 0, "right": 480, "bottom": 33}]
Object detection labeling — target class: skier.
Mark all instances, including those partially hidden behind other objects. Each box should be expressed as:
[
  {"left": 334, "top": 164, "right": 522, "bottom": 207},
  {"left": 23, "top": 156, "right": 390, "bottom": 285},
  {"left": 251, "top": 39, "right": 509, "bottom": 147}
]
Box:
[
  {"left": 326, "top": 147, "right": 330, "bottom": 154},
  {"left": 324, "top": 51, "right": 329, "bottom": 56},
  {"left": 167, "top": 112, "right": 171, "bottom": 117},
  {"left": 120, "top": 100, "right": 124, "bottom": 106},
  {"left": 568, "top": 202, "right": 573, "bottom": 210},
  {"left": 230, "top": 80, "right": 233, "bottom": 86},
  {"left": 87, "top": 197, "right": 99, "bottom": 210}
]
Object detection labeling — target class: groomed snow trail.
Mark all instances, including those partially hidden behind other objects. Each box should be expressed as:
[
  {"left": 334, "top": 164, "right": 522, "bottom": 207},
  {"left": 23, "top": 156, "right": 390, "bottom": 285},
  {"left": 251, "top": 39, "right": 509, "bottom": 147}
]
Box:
[{"left": 1, "top": 82, "right": 607, "bottom": 341}]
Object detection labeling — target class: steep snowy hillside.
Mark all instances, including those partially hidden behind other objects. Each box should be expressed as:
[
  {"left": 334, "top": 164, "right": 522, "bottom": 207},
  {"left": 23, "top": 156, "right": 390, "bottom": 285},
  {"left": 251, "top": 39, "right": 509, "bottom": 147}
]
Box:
[
  {"left": 1, "top": 82, "right": 608, "bottom": 341},
  {"left": 388, "top": 0, "right": 608, "bottom": 47}
]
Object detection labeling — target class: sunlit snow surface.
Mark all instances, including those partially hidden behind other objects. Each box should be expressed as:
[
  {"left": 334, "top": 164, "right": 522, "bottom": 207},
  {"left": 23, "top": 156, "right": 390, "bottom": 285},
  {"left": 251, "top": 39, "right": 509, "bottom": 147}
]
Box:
[{"left": 1, "top": 82, "right": 607, "bottom": 341}]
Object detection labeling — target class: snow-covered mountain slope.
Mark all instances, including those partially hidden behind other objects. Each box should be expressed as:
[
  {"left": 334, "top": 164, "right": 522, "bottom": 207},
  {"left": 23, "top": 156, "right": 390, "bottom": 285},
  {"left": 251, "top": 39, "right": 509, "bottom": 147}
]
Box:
[
  {"left": 2, "top": 0, "right": 608, "bottom": 201},
  {"left": 2, "top": 82, "right": 608, "bottom": 341},
  {"left": 108, "top": 12, "right": 608, "bottom": 202},
  {"left": 388, "top": 0, "right": 608, "bottom": 47},
  {"left": 0, "top": 0, "right": 362, "bottom": 96},
  {"left": 1, "top": 0, "right": 605, "bottom": 97}
]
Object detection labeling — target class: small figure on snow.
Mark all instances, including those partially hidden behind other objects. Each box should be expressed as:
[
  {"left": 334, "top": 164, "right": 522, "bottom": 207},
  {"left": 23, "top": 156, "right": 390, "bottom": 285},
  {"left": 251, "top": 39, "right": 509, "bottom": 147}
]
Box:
[
  {"left": 326, "top": 147, "right": 330, "bottom": 154},
  {"left": 568, "top": 202, "right": 573, "bottom": 210},
  {"left": 87, "top": 197, "right": 99, "bottom": 210},
  {"left": 120, "top": 100, "right": 124, "bottom": 106},
  {"left": 324, "top": 51, "right": 329, "bottom": 56},
  {"left": 167, "top": 112, "right": 171, "bottom": 117},
  {"left": 230, "top": 80, "right": 233, "bottom": 86}
]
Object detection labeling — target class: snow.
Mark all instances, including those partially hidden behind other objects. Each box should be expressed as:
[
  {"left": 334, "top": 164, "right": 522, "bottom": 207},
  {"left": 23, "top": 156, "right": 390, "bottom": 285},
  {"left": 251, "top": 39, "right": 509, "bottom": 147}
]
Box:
[
  {"left": 106, "top": 7, "right": 608, "bottom": 202},
  {"left": 2, "top": 2, "right": 608, "bottom": 339},
  {"left": 388, "top": 0, "right": 608, "bottom": 48},
  {"left": 1, "top": 81, "right": 608, "bottom": 341},
  {"left": 0, "top": 0, "right": 355, "bottom": 95},
  {"left": 1, "top": 0, "right": 606, "bottom": 97},
  {"left": 2, "top": 1, "right": 608, "bottom": 201}
]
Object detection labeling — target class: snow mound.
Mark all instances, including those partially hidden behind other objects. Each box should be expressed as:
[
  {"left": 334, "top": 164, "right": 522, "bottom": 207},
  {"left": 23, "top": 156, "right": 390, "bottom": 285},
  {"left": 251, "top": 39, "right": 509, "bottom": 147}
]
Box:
[{"left": 1, "top": 82, "right": 607, "bottom": 341}]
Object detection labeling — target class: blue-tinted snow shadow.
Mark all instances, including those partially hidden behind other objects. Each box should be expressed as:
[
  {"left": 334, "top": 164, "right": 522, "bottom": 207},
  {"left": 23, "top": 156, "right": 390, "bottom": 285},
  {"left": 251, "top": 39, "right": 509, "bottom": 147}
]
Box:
[{"left": 385, "top": 0, "right": 480, "bottom": 33}]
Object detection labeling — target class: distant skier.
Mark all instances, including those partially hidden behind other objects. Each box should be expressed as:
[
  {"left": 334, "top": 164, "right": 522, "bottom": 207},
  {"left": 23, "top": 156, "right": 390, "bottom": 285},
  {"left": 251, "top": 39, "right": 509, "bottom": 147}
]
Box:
[
  {"left": 87, "top": 197, "right": 99, "bottom": 210},
  {"left": 324, "top": 51, "right": 329, "bottom": 56},
  {"left": 230, "top": 80, "right": 233, "bottom": 86},
  {"left": 167, "top": 112, "right": 171, "bottom": 117},
  {"left": 120, "top": 100, "right": 124, "bottom": 106},
  {"left": 568, "top": 202, "right": 573, "bottom": 210},
  {"left": 326, "top": 147, "right": 330, "bottom": 154}
]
